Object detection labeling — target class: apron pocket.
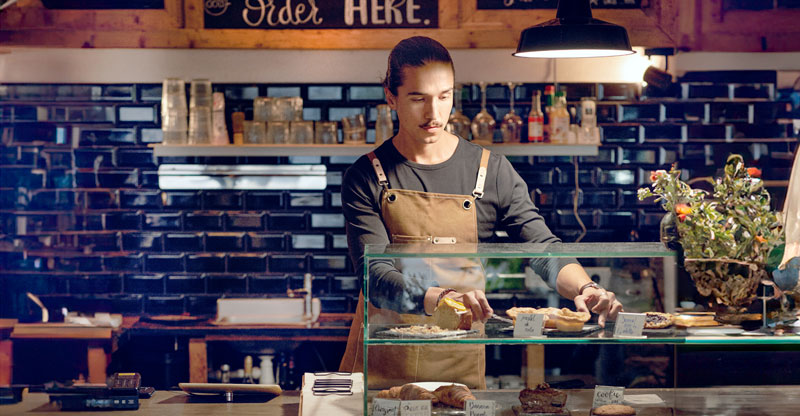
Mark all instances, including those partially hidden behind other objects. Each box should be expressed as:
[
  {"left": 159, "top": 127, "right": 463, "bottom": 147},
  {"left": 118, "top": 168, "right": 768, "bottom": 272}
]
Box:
[{"left": 392, "top": 234, "right": 432, "bottom": 244}]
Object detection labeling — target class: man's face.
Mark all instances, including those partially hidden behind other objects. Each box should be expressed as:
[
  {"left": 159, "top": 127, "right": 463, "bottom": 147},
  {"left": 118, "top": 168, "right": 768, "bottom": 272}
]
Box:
[{"left": 386, "top": 62, "right": 454, "bottom": 145}]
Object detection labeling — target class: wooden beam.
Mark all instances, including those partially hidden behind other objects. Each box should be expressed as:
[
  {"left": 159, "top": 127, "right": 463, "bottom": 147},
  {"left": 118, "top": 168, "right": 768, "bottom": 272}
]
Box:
[
  {"left": 87, "top": 342, "right": 108, "bottom": 384},
  {"left": 189, "top": 338, "right": 208, "bottom": 383},
  {"left": 522, "top": 345, "right": 545, "bottom": 388}
]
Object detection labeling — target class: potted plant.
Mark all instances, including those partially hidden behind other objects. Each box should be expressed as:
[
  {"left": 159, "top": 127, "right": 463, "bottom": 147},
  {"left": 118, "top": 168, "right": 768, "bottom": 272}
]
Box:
[{"left": 638, "top": 155, "right": 783, "bottom": 312}]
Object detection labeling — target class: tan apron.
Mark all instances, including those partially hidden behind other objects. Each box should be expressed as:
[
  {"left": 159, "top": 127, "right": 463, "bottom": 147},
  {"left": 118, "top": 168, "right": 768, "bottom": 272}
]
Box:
[{"left": 339, "top": 148, "right": 491, "bottom": 390}]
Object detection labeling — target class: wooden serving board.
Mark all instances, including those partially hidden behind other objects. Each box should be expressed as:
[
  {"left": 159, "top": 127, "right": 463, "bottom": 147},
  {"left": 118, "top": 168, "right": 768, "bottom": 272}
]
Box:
[{"left": 179, "top": 382, "right": 282, "bottom": 396}]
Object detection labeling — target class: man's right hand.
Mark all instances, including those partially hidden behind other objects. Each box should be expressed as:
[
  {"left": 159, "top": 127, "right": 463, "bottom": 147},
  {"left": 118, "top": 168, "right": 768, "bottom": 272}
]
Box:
[
  {"left": 424, "top": 287, "right": 493, "bottom": 323},
  {"left": 450, "top": 290, "right": 493, "bottom": 323}
]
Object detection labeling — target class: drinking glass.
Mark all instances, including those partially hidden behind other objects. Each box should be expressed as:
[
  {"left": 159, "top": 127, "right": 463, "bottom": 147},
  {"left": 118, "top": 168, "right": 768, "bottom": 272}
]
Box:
[
  {"left": 161, "top": 78, "right": 187, "bottom": 144},
  {"left": 341, "top": 114, "right": 366, "bottom": 144},
  {"left": 188, "top": 106, "right": 212, "bottom": 144},
  {"left": 211, "top": 92, "right": 229, "bottom": 145},
  {"left": 243, "top": 121, "right": 266, "bottom": 144},
  {"left": 253, "top": 97, "right": 273, "bottom": 122},
  {"left": 189, "top": 79, "right": 213, "bottom": 108},
  {"left": 446, "top": 83, "right": 471, "bottom": 141},
  {"left": 500, "top": 82, "right": 523, "bottom": 143},
  {"left": 315, "top": 121, "right": 338, "bottom": 144},
  {"left": 267, "top": 121, "right": 290, "bottom": 144},
  {"left": 270, "top": 97, "right": 303, "bottom": 121},
  {"left": 470, "top": 82, "right": 496, "bottom": 143},
  {"left": 290, "top": 121, "right": 314, "bottom": 144}
]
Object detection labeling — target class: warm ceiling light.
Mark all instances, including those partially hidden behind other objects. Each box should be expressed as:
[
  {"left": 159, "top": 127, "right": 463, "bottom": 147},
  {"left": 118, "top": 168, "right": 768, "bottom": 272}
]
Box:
[{"left": 513, "top": 0, "right": 634, "bottom": 59}]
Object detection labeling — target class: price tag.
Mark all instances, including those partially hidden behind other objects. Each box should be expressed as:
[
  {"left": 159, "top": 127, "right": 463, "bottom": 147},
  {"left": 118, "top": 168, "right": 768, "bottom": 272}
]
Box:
[
  {"left": 612, "top": 312, "right": 646, "bottom": 338},
  {"left": 592, "top": 385, "right": 625, "bottom": 408},
  {"left": 466, "top": 400, "right": 496, "bottom": 416},
  {"left": 513, "top": 313, "right": 544, "bottom": 338},
  {"left": 372, "top": 398, "right": 400, "bottom": 416},
  {"left": 400, "top": 400, "right": 431, "bottom": 416}
]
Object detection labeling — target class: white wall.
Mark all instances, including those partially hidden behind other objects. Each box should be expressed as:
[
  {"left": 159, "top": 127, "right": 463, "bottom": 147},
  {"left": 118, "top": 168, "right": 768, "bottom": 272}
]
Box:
[
  {"left": 0, "top": 47, "right": 654, "bottom": 84},
  {"left": 1, "top": 48, "right": 798, "bottom": 86}
]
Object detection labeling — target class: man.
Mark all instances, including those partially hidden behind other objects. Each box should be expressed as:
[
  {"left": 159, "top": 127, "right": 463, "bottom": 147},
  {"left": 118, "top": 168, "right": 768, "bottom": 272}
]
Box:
[{"left": 339, "top": 36, "right": 622, "bottom": 388}]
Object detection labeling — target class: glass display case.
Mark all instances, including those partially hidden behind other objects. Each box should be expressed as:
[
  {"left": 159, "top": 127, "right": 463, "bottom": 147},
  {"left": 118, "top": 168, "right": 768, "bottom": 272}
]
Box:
[{"left": 361, "top": 242, "right": 800, "bottom": 415}]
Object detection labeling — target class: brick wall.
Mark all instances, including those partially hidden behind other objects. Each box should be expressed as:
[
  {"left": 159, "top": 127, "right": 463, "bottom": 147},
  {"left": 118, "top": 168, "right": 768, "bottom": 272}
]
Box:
[{"left": 1, "top": 77, "right": 797, "bottom": 320}]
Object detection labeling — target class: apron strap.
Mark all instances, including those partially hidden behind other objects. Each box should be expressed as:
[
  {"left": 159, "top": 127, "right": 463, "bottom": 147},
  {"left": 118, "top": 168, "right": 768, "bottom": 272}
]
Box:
[
  {"left": 367, "top": 151, "right": 389, "bottom": 189},
  {"left": 472, "top": 148, "right": 491, "bottom": 199}
]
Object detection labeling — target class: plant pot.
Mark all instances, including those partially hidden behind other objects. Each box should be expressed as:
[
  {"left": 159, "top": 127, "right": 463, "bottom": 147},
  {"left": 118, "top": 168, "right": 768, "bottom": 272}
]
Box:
[{"left": 684, "top": 258, "right": 767, "bottom": 309}]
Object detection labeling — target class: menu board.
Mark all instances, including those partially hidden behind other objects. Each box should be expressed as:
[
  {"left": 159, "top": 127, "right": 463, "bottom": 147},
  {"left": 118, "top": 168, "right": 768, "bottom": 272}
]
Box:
[
  {"left": 477, "top": 0, "right": 641, "bottom": 9},
  {"left": 205, "top": 0, "right": 438, "bottom": 29},
  {"left": 41, "top": 0, "right": 164, "bottom": 8}
]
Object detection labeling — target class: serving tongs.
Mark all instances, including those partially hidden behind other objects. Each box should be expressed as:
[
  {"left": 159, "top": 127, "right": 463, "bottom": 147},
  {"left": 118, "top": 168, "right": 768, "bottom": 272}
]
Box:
[{"left": 490, "top": 314, "right": 514, "bottom": 324}]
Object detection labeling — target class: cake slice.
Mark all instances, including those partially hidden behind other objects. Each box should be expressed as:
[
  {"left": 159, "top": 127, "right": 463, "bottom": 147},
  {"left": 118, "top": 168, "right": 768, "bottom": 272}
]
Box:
[
  {"left": 433, "top": 297, "right": 473, "bottom": 330},
  {"left": 519, "top": 383, "right": 568, "bottom": 414}
]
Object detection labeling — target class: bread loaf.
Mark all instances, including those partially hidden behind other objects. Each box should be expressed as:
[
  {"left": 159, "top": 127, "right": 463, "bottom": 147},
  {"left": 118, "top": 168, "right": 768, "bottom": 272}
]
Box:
[{"left": 433, "top": 297, "right": 472, "bottom": 330}]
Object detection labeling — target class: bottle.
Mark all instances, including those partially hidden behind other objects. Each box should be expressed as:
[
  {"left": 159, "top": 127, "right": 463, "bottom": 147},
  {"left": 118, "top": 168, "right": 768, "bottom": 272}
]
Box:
[
  {"left": 244, "top": 355, "right": 254, "bottom": 384},
  {"left": 220, "top": 364, "right": 230, "bottom": 383},
  {"left": 259, "top": 355, "right": 275, "bottom": 385},
  {"left": 543, "top": 85, "right": 555, "bottom": 141},
  {"left": 549, "top": 91, "right": 570, "bottom": 144},
  {"left": 286, "top": 355, "right": 297, "bottom": 390},
  {"left": 527, "top": 90, "right": 544, "bottom": 143}
]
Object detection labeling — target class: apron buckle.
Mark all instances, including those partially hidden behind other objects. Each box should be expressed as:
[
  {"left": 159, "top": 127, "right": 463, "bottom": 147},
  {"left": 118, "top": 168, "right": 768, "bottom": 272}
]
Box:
[{"left": 432, "top": 237, "right": 457, "bottom": 245}]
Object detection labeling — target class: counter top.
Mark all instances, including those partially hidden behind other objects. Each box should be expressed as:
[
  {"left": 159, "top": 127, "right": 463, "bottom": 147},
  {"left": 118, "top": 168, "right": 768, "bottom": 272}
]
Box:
[
  {"left": 4, "top": 386, "right": 800, "bottom": 415},
  {"left": 123, "top": 314, "right": 352, "bottom": 341}
]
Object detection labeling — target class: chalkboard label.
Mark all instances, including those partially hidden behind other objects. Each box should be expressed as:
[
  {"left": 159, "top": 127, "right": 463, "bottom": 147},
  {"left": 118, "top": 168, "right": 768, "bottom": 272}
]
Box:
[
  {"left": 204, "top": 0, "right": 438, "bottom": 29},
  {"left": 592, "top": 385, "right": 625, "bottom": 408},
  {"left": 513, "top": 313, "right": 545, "bottom": 338},
  {"left": 612, "top": 312, "right": 646, "bottom": 338},
  {"left": 373, "top": 398, "right": 400, "bottom": 416},
  {"left": 466, "top": 400, "right": 496, "bottom": 416},
  {"left": 400, "top": 400, "right": 432, "bottom": 416}
]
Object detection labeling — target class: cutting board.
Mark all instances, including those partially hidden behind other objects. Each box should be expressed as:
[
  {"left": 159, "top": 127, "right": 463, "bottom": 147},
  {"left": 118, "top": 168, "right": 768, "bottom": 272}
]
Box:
[{"left": 179, "top": 382, "right": 282, "bottom": 396}]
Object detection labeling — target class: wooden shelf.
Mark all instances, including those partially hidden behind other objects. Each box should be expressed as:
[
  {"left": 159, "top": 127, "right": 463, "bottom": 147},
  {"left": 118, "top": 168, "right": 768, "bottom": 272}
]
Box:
[{"left": 150, "top": 143, "right": 599, "bottom": 158}]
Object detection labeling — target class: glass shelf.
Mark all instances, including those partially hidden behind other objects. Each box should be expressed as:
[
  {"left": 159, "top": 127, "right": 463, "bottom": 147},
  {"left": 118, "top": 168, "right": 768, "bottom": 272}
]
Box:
[
  {"left": 364, "top": 242, "right": 676, "bottom": 259},
  {"left": 150, "top": 143, "right": 599, "bottom": 157}
]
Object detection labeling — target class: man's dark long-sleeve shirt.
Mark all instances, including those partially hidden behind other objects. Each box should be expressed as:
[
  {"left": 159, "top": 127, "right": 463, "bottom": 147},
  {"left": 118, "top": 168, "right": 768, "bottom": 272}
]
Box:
[{"left": 342, "top": 138, "right": 577, "bottom": 313}]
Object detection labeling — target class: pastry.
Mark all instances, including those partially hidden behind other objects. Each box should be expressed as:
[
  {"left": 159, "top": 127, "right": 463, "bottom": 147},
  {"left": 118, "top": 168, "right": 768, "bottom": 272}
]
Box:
[
  {"left": 551, "top": 308, "right": 591, "bottom": 332},
  {"left": 433, "top": 384, "right": 476, "bottom": 409},
  {"left": 376, "top": 385, "right": 402, "bottom": 399},
  {"left": 399, "top": 384, "right": 438, "bottom": 403},
  {"left": 519, "top": 382, "right": 568, "bottom": 414},
  {"left": 433, "top": 297, "right": 473, "bottom": 330},
  {"left": 644, "top": 312, "right": 674, "bottom": 329},
  {"left": 592, "top": 404, "right": 636, "bottom": 415},
  {"left": 506, "top": 307, "right": 560, "bottom": 328},
  {"left": 674, "top": 313, "right": 720, "bottom": 327}
]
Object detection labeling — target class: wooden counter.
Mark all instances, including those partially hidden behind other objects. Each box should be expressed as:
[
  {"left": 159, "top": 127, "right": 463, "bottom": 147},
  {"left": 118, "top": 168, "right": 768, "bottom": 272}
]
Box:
[{"left": 4, "top": 387, "right": 800, "bottom": 415}]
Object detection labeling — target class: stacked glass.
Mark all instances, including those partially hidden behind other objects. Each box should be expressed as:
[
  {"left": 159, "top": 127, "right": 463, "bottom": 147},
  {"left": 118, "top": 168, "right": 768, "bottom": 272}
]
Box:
[
  {"left": 211, "top": 92, "right": 229, "bottom": 145},
  {"left": 342, "top": 113, "right": 366, "bottom": 144},
  {"left": 374, "top": 104, "right": 393, "bottom": 146},
  {"left": 160, "top": 78, "right": 188, "bottom": 144},
  {"left": 188, "top": 79, "right": 213, "bottom": 144}
]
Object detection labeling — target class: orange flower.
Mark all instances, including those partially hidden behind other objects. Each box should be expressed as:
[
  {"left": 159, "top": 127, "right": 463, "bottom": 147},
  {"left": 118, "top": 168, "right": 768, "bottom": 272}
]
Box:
[
  {"left": 675, "top": 203, "right": 691, "bottom": 222},
  {"left": 649, "top": 170, "right": 667, "bottom": 182},
  {"left": 747, "top": 167, "right": 762, "bottom": 178},
  {"left": 755, "top": 235, "right": 767, "bottom": 243}
]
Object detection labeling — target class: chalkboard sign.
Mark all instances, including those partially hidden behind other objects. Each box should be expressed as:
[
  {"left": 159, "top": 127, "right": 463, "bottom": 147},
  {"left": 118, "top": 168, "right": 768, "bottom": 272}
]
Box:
[
  {"left": 204, "top": 0, "right": 438, "bottom": 29},
  {"left": 477, "top": 0, "right": 641, "bottom": 9},
  {"left": 41, "top": 0, "right": 164, "bottom": 9}
]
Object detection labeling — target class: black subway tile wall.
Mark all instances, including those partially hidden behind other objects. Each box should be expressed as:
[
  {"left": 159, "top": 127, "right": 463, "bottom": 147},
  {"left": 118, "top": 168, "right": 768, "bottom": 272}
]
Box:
[{"left": 0, "top": 79, "right": 797, "bottom": 319}]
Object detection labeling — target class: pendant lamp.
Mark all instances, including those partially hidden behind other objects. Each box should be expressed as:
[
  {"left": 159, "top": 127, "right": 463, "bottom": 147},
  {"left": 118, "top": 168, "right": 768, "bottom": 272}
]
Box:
[{"left": 513, "top": 0, "right": 634, "bottom": 58}]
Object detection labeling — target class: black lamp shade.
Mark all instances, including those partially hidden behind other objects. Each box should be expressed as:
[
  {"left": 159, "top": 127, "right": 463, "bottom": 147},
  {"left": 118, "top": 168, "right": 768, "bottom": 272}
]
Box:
[{"left": 514, "top": 0, "right": 634, "bottom": 58}]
